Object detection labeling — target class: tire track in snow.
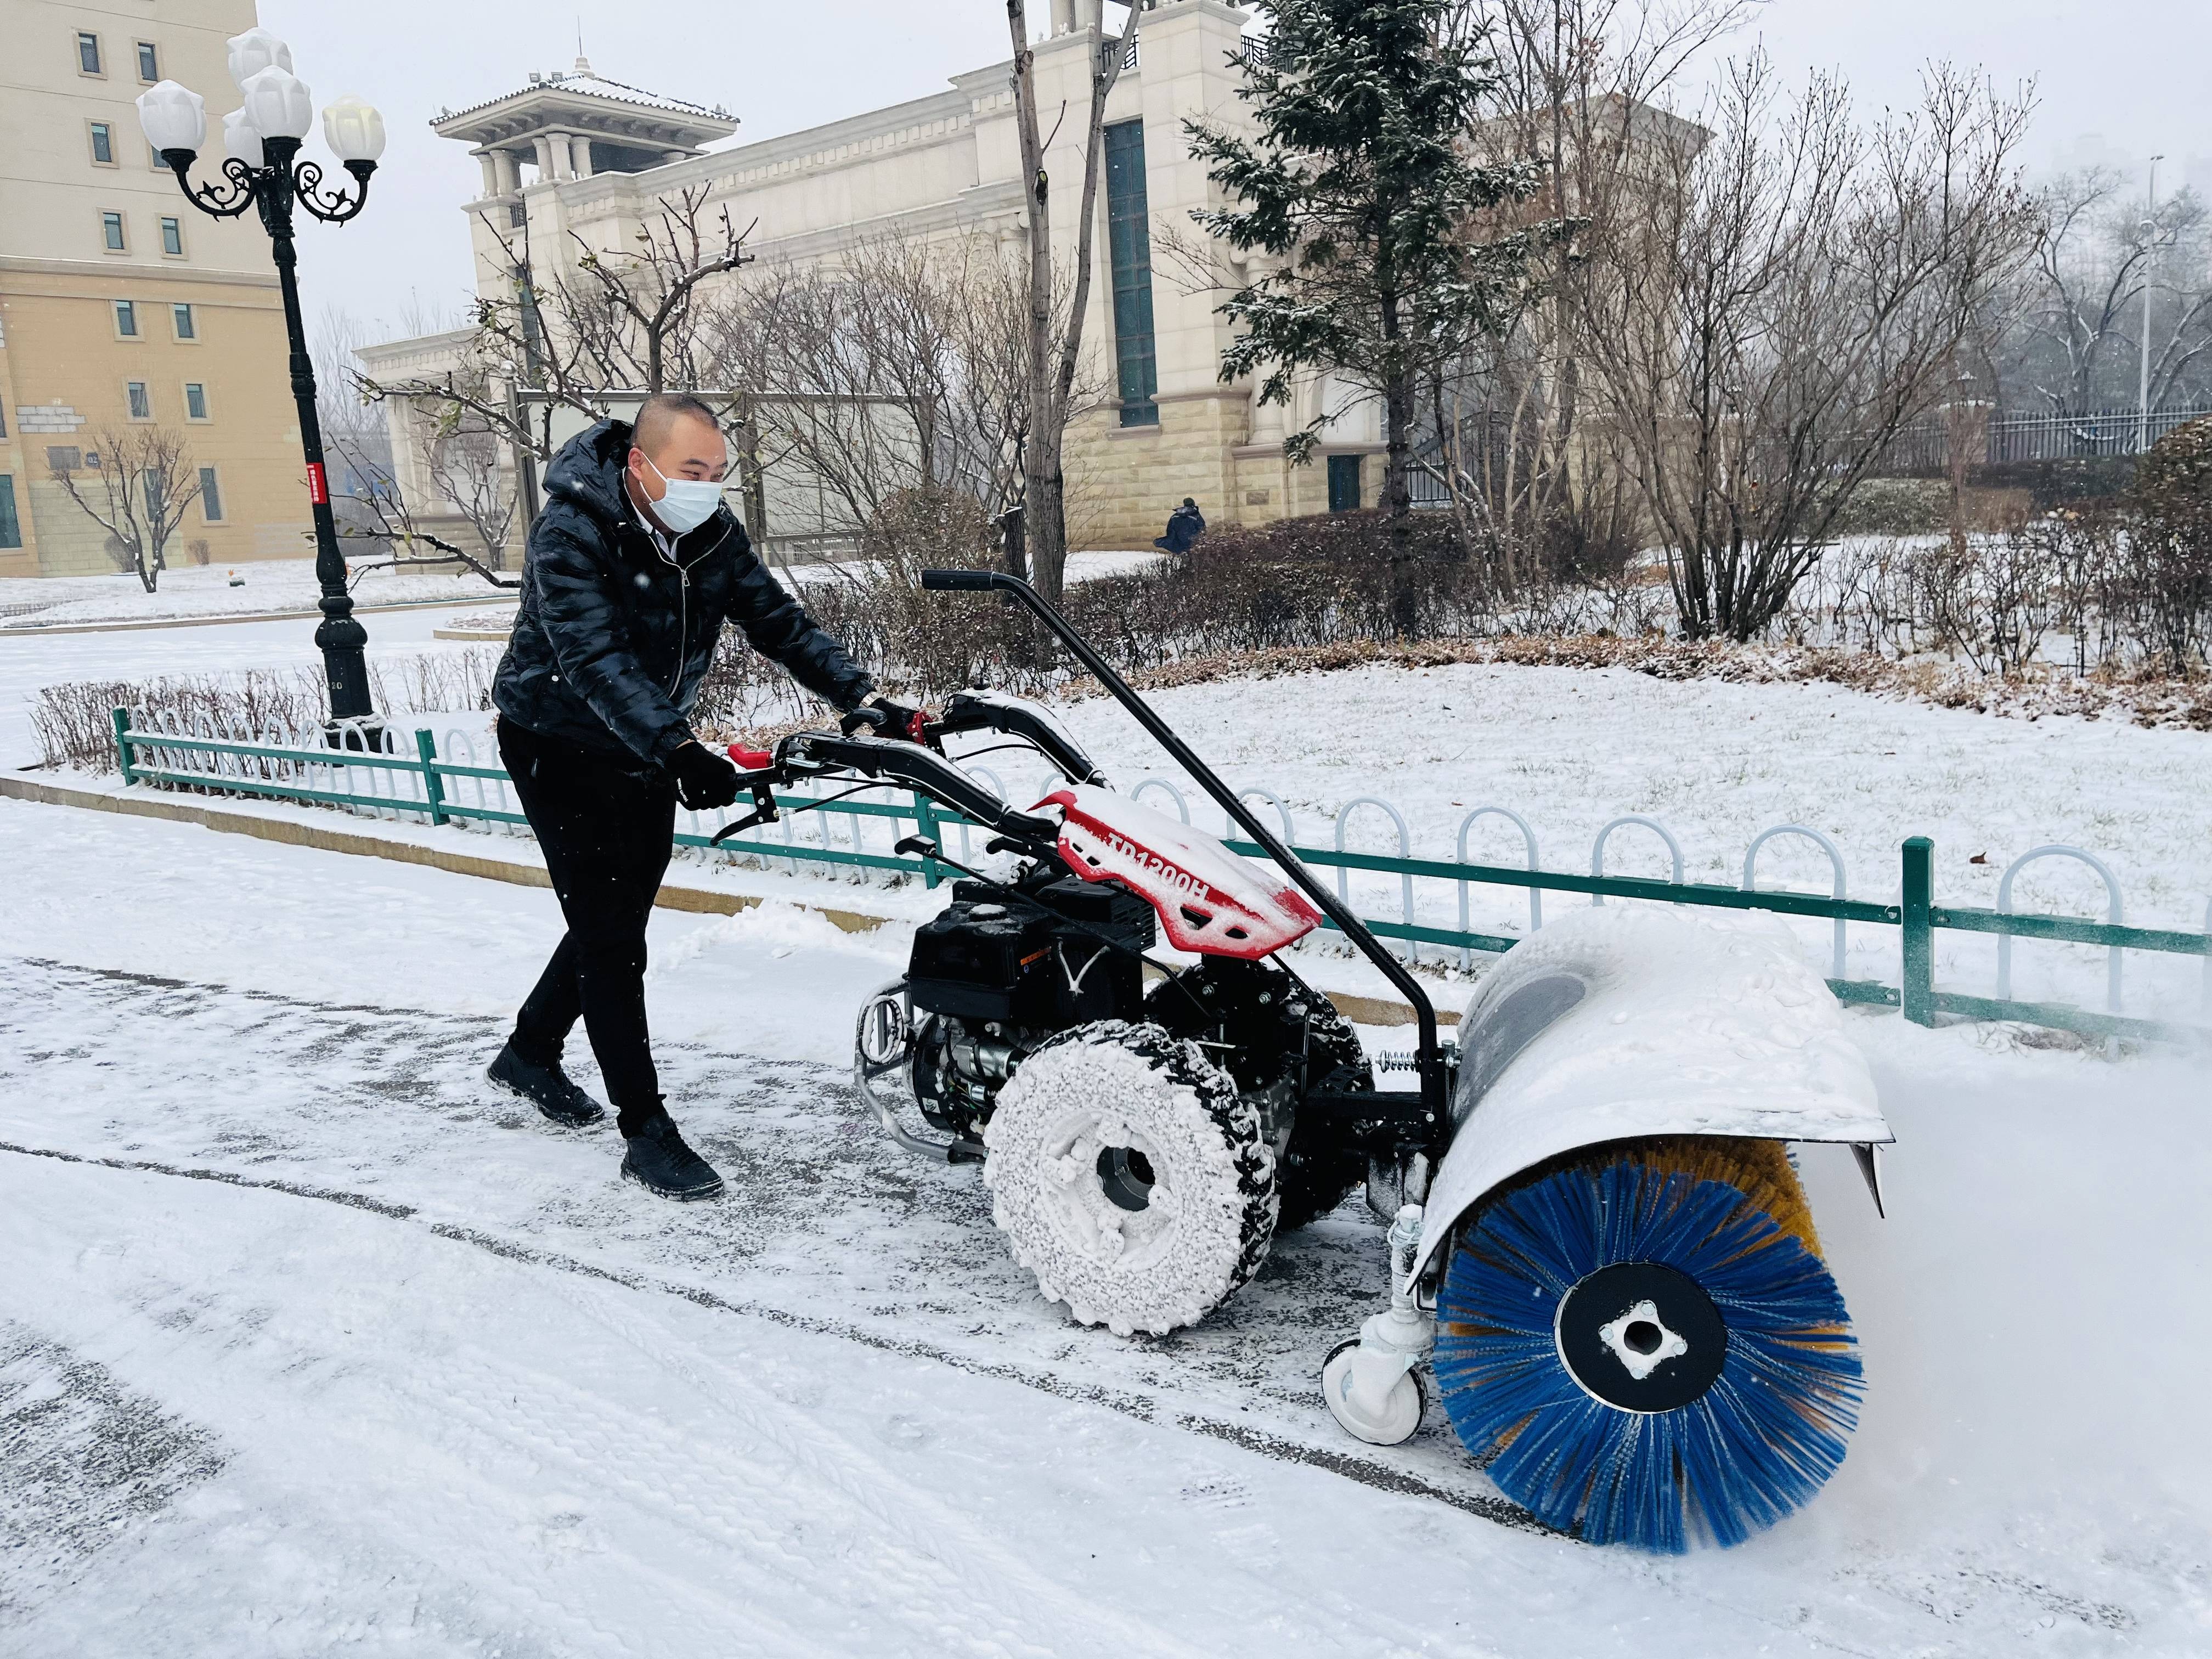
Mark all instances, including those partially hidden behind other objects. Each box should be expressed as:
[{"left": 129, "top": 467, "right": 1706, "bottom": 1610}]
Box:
[
  {"left": 0, "top": 955, "right": 1548, "bottom": 1542},
  {"left": 0, "top": 1132, "right": 1544, "bottom": 1542}
]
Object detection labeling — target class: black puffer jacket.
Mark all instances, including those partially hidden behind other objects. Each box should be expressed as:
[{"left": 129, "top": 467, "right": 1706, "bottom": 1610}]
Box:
[{"left": 492, "top": 420, "right": 873, "bottom": 768}]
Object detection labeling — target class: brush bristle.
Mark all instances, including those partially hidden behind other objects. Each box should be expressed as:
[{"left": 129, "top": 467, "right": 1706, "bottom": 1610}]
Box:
[
  {"left": 1627, "top": 1136, "right": 1821, "bottom": 1257},
  {"left": 1432, "top": 1138, "right": 1862, "bottom": 1551}
]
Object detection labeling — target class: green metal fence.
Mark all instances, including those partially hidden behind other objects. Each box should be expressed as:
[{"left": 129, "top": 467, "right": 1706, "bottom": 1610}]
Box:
[{"left": 110, "top": 710, "right": 2211, "bottom": 1047}]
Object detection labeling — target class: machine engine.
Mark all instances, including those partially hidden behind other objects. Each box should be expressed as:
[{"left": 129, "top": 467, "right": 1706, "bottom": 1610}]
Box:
[{"left": 905, "top": 873, "right": 1155, "bottom": 1141}]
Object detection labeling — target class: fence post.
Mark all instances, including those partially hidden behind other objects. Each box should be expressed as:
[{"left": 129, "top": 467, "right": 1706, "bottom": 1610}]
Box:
[
  {"left": 111, "top": 707, "right": 136, "bottom": 786},
  {"left": 1901, "top": 836, "right": 1936, "bottom": 1026},
  {"left": 414, "top": 728, "right": 448, "bottom": 827},
  {"left": 911, "top": 792, "right": 941, "bottom": 889}
]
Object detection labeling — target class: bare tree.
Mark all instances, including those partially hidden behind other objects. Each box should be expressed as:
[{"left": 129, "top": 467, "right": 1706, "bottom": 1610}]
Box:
[
  {"left": 1441, "top": 0, "right": 1760, "bottom": 578},
  {"left": 1004, "top": 0, "right": 1135, "bottom": 602},
  {"left": 553, "top": 187, "right": 754, "bottom": 394},
  {"left": 1578, "top": 57, "right": 2039, "bottom": 640},
  {"left": 708, "top": 233, "right": 1088, "bottom": 556},
  {"left": 2002, "top": 169, "right": 2212, "bottom": 412},
  {"left": 47, "top": 428, "right": 202, "bottom": 592},
  {"left": 316, "top": 307, "right": 522, "bottom": 586},
  {"left": 356, "top": 188, "right": 754, "bottom": 556}
]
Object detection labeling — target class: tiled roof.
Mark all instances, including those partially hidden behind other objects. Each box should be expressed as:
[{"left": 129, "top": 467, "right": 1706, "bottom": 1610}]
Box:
[{"left": 434, "top": 61, "right": 733, "bottom": 127}]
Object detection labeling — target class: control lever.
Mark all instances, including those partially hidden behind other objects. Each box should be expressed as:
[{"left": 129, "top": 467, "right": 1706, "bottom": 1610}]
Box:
[
  {"left": 839, "top": 705, "right": 890, "bottom": 735},
  {"left": 711, "top": 743, "right": 786, "bottom": 845}
]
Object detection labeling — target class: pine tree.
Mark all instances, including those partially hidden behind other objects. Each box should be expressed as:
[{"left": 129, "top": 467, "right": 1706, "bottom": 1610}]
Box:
[{"left": 1187, "top": 0, "right": 1560, "bottom": 633}]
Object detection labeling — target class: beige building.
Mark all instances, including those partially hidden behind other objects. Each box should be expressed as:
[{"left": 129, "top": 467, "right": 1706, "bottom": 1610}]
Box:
[
  {"left": 0, "top": 0, "right": 309, "bottom": 578},
  {"left": 369, "top": 0, "right": 1383, "bottom": 556}
]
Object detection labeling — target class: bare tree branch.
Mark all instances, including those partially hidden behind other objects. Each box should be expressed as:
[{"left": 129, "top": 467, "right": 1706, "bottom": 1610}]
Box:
[{"left": 47, "top": 428, "right": 203, "bottom": 592}]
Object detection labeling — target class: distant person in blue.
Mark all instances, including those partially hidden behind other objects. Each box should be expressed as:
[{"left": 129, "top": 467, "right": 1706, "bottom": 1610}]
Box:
[{"left": 1154, "top": 497, "right": 1205, "bottom": 555}]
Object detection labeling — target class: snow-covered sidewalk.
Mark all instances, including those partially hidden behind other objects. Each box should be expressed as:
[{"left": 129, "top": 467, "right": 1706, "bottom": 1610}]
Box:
[{"left": 3, "top": 793, "right": 2209, "bottom": 1655}]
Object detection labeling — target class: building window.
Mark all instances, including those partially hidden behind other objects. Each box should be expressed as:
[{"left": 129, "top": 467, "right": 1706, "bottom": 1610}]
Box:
[
  {"left": 0, "top": 477, "right": 19, "bottom": 549},
  {"left": 114, "top": 300, "right": 138, "bottom": 336},
  {"left": 160, "top": 217, "right": 183, "bottom": 256},
  {"left": 149, "top": 144, "right": 165, "bottom": 171},
  {"left": 1103, "top": 120, "right": 1158, "bottom": 428},
  {"left": 137, "top": 41, "right": 159, "bottom": 82},
  {"left": 172, "top": 303, "right": 196, "bottom": 340},
  {"left": 101, "top": 211, "right": 126, "bottom": 251},
  {"left": 199, "top": 467, "right": 224, "bottom": 523},
  {"left": 77, "top": 32, "right": 102, "bottom": 75},
  {"left": 1327, "top": 454, "right": 1363, "bottom": 512},
  {"left": 90, "top": 121, "right": 115, "bottom": 165},
  {"left": 126, "top": 381, "right": 153, "bottom": 420},
  {"left": 185, "top": 382, "right": 208, "bottom": 420}
]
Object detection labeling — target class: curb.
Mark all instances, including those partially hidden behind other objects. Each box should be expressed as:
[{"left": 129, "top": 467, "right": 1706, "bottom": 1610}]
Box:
[{"left": 0, "top": 775, "right": 1440, "bottom": 1029}]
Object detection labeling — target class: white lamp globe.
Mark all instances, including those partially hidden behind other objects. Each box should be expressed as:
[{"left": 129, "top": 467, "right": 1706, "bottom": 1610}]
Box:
[
  {"left": 136, "top": 81, "right": 207, "bottom": 155},
  {"left": 321, "top": 95, "right": 387, "bottom": 164},
  {"left": 223, "top": 108, "right": 266, "bottom": 169},
  {"left": 240, "top": 66, "right": 314, "bottom": 142},
  {"left": 225, "top": 27, "right": 293, "bottom": 89}
]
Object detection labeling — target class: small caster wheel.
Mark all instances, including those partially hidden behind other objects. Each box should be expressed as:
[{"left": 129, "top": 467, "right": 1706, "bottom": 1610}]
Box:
[{"left": 1321, "top": 1336, "right": 1427, "bottom": 1447}]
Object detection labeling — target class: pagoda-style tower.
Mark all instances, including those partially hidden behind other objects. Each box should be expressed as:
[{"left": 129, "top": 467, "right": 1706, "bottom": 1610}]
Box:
[{"left": 431, "top": 56, "right": 738, "bottom": 199}]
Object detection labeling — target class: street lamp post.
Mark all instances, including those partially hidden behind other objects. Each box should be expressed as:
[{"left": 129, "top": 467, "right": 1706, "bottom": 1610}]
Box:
[
  {"left": 2138, "top": 156, "right": 2165, "bottom": 459},
  {"left": 137, "top": 30, "right": 388, "bottom": 738}
]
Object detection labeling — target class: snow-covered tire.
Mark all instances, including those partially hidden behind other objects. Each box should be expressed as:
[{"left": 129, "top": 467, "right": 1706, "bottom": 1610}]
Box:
[{"left": 982, "top": 1021, "right": 1278, "bottom": 1337}]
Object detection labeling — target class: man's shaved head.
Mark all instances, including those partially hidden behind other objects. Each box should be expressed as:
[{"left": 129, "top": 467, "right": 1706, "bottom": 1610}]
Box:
[{"left": 633, "top": 392, "right": 723, "bottom": 459}]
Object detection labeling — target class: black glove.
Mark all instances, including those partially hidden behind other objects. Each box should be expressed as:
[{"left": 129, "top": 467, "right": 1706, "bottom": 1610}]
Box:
[
  {"left": 842, "top": 693, "right": 928, "bottom": 743},
  {"left": 669, "top": 742, "right": 742, "bottom": 811}
]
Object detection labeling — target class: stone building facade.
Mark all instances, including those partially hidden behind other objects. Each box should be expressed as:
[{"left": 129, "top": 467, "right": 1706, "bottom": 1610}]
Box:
[
  {"left": 0, "top": 0, "right": 313, "bottom": 577},
  {"left": 367, "top": 0, "right": 1382, "bottom": 556}
]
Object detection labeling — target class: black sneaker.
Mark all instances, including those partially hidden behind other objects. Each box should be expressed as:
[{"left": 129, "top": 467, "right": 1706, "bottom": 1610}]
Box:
[
  {"left": 487, "top": 1043, "right": 606, "bottom": 1127},
  {"left": 620, "top": 1111, "right": 725, "bottom": 1202}
]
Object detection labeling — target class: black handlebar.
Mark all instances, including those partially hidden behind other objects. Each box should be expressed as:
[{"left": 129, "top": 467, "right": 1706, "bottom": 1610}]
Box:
[
  {"left": 788, "top": 731, "right": 1061, "bottom": 844},
  {"left": 919, "top": 568, "right": 1006, "bottom": 592}
]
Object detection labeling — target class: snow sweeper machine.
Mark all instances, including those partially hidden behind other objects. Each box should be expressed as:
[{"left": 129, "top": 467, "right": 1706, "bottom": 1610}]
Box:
[{"left": 712, "top": 569, "right": 1894, "bottom": 1554}]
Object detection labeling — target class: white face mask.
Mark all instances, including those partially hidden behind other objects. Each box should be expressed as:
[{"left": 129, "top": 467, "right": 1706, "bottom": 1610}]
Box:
[{"left": 639, "top": 453, "right": 724, "bottom": 537}]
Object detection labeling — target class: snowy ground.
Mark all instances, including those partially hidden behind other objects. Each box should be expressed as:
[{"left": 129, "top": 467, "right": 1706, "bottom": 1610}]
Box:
[
  {"left": 2, "top": 792, "right": 2209, "bottom": 1655},
  {"left": 0, "top": 607, "right": 481, "bottom": 761},
  {"left": 1036, "top": 663, "right": 2212, "bottom": 1025},
  {"left": 5, "top": 600, "right": 2212, "bottom": 1651},
  {"left": 0, "top": 558, "right": 511, "bottom": 629}
]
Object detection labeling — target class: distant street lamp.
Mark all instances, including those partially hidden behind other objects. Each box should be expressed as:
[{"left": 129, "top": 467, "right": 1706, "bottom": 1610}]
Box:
[
  {"left": 2138, "top": 155, "right": 2165, "bottom": 459},
  {"left": 138, "top": 30, "right": 388, "bottom": 736}
]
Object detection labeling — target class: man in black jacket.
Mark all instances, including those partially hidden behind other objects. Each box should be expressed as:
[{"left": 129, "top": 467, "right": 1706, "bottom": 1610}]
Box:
[
  {"left": 487, "top": 393, "right": 912, "bottom": 1200},
  {"left": 1154, "top": 497, "right": 1205, "bottom": 555}
]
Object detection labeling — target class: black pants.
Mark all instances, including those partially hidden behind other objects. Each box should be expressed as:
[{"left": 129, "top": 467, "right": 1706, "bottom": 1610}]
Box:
[{"left": 498, "top": 716, "right": 676, "bottom": 1135}]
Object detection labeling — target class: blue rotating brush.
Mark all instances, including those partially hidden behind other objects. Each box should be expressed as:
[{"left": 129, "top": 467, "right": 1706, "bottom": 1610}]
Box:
[{"left": 1432, "top": 1138, "right": 1863, "bottom": 1552}]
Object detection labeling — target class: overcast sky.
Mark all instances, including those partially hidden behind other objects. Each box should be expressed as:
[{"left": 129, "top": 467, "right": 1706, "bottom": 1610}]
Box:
[{"left": 252, "top": 0, "right": 2212, "bottom": 345}]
